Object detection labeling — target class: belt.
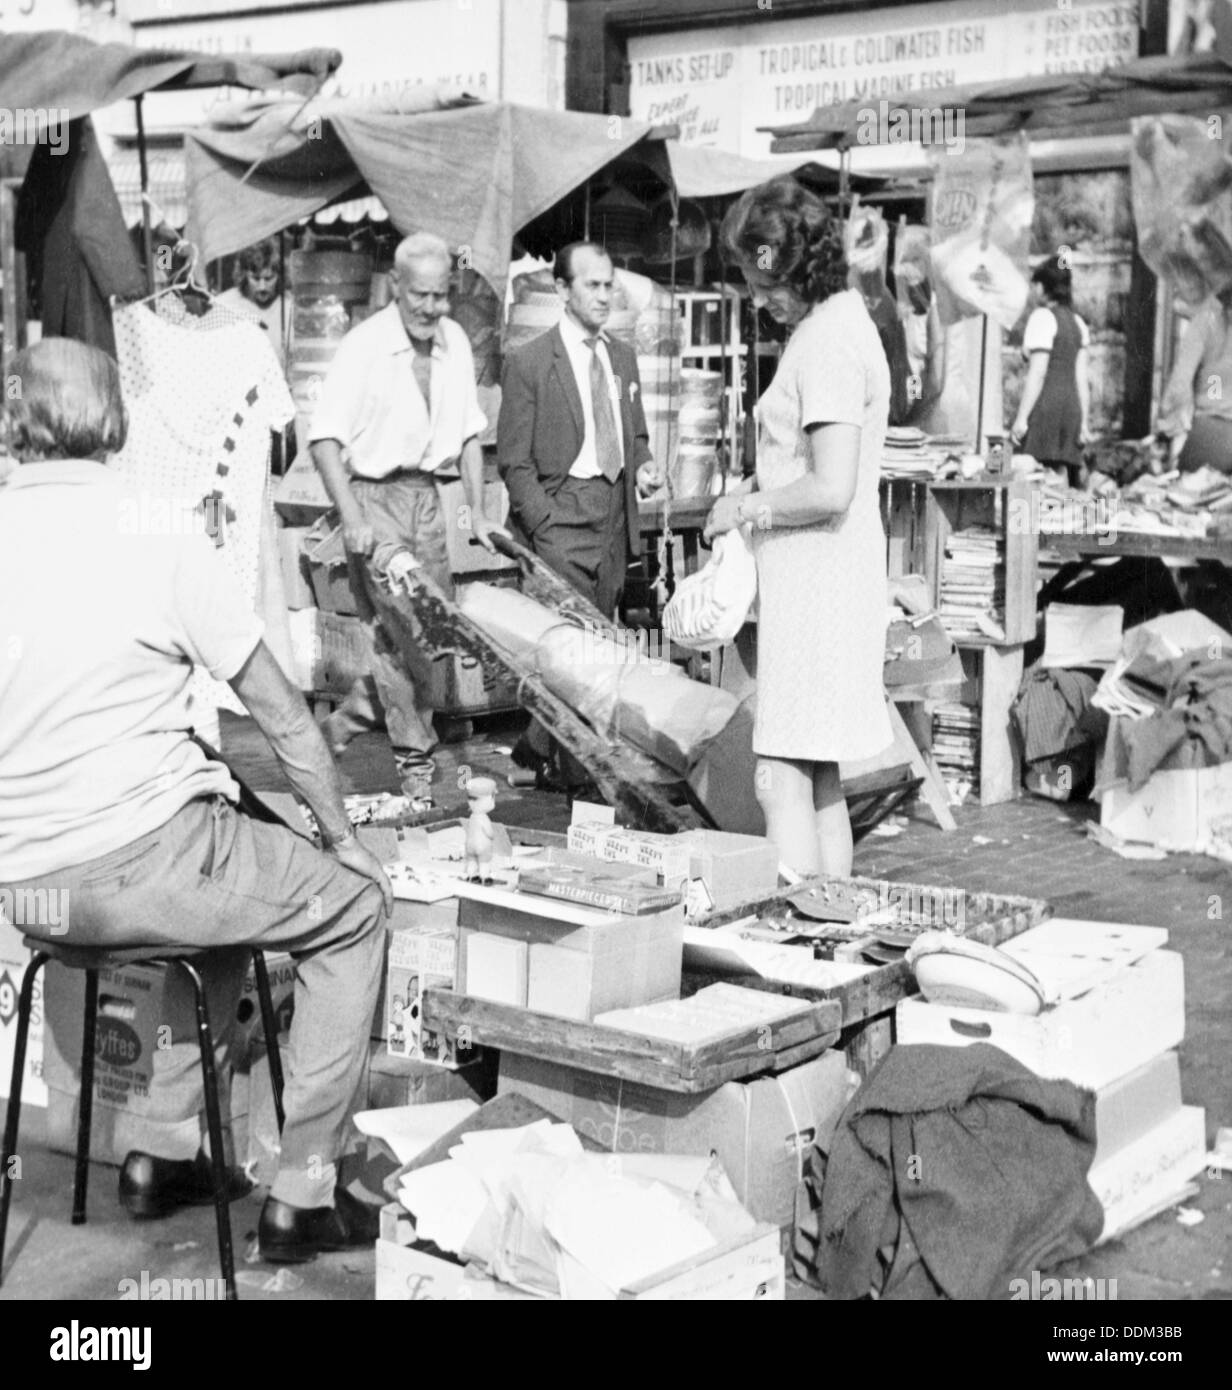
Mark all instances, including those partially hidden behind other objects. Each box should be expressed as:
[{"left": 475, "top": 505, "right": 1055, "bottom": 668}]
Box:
[{"left": 354, "top": 468, "right": 442, "bottom": 488}]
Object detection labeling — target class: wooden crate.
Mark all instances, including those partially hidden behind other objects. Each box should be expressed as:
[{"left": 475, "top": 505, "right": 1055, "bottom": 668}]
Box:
[
  {"left": 925, "top": 479, "right": 1038, "bottom": 646},
  {"left": 421, "top": 987, "right": 841, "bottom": 1093},
  {"left": 687, "top": 875, "right": 1051, "bottom": 1076}
]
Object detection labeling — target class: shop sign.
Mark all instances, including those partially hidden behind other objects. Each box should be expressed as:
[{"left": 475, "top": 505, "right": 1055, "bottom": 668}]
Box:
[
  {"left": 628, "top": 0, "right": 1141, "bottom": 156},
  {"left": 126, "top": 0, "right": 501, "bottom": 126},
  {"left": 0, "top": 0, "right": 79, "bottom": 30}
]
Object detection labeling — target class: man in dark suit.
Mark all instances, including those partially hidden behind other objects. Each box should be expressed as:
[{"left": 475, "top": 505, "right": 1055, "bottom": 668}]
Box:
[{"left": 498, "top": 242, "right": 652, "bottom": 618}]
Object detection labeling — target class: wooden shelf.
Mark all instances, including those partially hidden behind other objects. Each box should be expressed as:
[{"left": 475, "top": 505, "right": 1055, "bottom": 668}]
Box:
[{"left": 925, "top": 478, "right": 1038, "bottom": 648}]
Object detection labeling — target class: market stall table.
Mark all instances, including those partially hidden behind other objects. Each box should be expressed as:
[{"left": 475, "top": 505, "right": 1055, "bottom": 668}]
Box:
[{"left": 686, "top": 875, "right": 1052, "bottom": 1075}]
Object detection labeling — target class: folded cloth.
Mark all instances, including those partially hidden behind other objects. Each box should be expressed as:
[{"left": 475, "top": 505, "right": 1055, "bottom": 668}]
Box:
[
  {"left": 806, "top": 1043, "right": 1103, "bottom": 1301},
  {"left": 1113, "top": 654, "right": 1232, "bottom": 789},
  {"left": 1011, "top": 664, "right": 1106, "bottom": 765}
]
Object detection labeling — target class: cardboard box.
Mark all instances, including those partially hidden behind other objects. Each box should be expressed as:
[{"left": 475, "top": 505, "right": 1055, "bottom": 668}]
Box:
[
  {"left": 676, "top": 829, "right": 779, "bottom": 916},
  {"left": 304, "top": 517, "right": 359, "bottom": 616},
  {"left": 380, "top": 901, "right": 462, "bottom": 1065},
  {"left": 43, "top": 959, "right": 244, "bottom": 1165},
  {"left": 45, "top": 951, "right": 293, "bottom": 1167},
  {"left": 1099, "top": 758, "right": 1232, "bottom": 853},
  {"left": 1093, "top": 1052, "right": 1184, "bottom": 1166},
  {"left": 277, "top": 524, "right": 316, "bottom": 610},
  {"left": 464, "top": 934, "right": 528, "bottom": 1007},
  {"left": 895, "top": 948, "right": 1184, "bottom": 1091},
  {"left": 497, "top": 1049, "right": 853, "bottom": 1229},
  {"left": 366, "top": 1048, "right": 496, "bottom": 1111},
  {"left": 1091, "top": 1105, "right": 1208, "bottom": 1245},
  {"left": 375, "top": 1200, "right": 784, "bottom": 1301},
  {"left": 0, "top": 919, "right": 47, "bottom": 1107},
  {"left": 234, "top": 951, "right": 296, "bottom": 1070},
  {"left": 527, "top": 943, "right": 593, "bottom": 1020},
  {"left": 274, "top": 453, "right": 332, "bottom": 524},
  {"left": 566, "top": 824, "right": 692, "bottom": 886},
  {"left": 457, "top": 892, "right": 683, "bottom": 1022},
  {"left": 437, "top": 478, "right": 514, "bottom": 576}
]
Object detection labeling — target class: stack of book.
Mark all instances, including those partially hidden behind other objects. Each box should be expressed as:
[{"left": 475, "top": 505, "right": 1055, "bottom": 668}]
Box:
[
  {"left": 939, "top": 526, "right": 1004, "bottom": 642},
  {"left": 931, "top": 702, "right": 980, "bottom": 800},
  {"left": 880, "top": 426, "right": 949, "bottom": 480}
]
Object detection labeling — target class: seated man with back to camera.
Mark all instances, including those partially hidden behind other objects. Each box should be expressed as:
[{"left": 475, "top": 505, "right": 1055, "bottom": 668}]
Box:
[{"left": 0, "top": 338, "right": 393, "bottom": 1264}]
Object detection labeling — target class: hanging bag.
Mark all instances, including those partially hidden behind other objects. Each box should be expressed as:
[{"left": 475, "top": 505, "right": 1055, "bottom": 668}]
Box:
[{"left": 663, "top": 526, "right": 758, "bottom": 652}]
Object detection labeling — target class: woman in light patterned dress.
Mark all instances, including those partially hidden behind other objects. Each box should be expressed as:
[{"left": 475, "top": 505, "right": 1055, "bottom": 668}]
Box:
[{"left": 704, "top": 177, "right": 893, "bottom": 876}]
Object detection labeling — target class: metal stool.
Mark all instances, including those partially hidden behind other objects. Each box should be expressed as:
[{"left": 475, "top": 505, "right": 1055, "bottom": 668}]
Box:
[{"left": 0, "top": 941, "right": 287, "bottom": 1301}]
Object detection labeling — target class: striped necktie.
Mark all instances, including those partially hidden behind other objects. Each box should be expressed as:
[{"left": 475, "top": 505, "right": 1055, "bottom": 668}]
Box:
[{"left": 586, "top": 336, "right": 623, "bottom": 482}]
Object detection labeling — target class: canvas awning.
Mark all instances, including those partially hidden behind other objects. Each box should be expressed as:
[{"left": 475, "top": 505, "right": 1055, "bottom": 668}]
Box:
[
  {"left": 764, "top": 53, "right": 1232, "bottom": 152},
  {"left": 663, "top": 142, "right": 842, "bottom": 198},
  {"left": 0, "top": 31, "right": 340, "bottom": 122},
  {"left": 184, "top": 99, "right": 658, "bottom": 294}
]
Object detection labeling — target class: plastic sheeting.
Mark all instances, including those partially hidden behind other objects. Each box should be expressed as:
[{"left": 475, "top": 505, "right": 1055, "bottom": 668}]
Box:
[
  {"left": 456, "top": 584, "right": 738, "bottom": 776},
  {"left": 1131, "top": 113, "right": 1232, "bottom": 309}
]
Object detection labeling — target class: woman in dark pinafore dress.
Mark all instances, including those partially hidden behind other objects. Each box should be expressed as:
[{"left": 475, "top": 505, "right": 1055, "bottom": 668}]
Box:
[{"left": 1011, "top": 255, "right": 1092, "bottom": 488}]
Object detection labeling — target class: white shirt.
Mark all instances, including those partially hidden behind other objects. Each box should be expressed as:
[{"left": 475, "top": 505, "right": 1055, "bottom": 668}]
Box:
[
  {"left": 1022, "top": 306, "right": 1090, "bottom": 356},
  {"left": 308, "top": 305, "right": 486, "bottom": 479},
  {"left": 0, "top": 460, "right": 262, "bottom": 880},
  {"left": 558, "top": 311, "right": 625, "bottom": 479}
]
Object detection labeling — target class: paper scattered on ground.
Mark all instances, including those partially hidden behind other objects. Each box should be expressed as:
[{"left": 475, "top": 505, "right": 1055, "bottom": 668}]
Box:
[
  {"left": 235, "top": 1268, "right": 303, "bottom": 1292},
  {"left": 868, "top": 816, "right": 908, "bottom": 837},
  {"left": 1176, "top": 1207, "right": 1205, "bottom": 1228},
  {"left": 354, "top": 1099, "right": 479, "bottom": 1165},
  {"left": 1086, "top": 821, "right": 1168, "bottom": 859}
]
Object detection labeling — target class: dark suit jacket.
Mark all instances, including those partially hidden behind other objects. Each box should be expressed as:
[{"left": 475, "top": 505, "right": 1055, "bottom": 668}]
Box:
[{"left": 497, "top": 324, "right": 652, "bottom": 553}]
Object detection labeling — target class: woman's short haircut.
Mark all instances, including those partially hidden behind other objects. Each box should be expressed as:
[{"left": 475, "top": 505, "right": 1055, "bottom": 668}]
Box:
[
  {"left": 721, "top": 176, "right": 848, "bottom": 305},
  {"left": 1032, "top": 255, "right": 1074, "bottom": 307},
  {"left": 235, "top": 237, "right": 280, "bottom": 283},
  {"left": 5, "top": 338, "right": 127, "bottom": 463}
]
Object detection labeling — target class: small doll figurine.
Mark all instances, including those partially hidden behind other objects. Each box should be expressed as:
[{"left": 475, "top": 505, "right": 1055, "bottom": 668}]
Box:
[{"left": 463, "top": 776, "right": 498, "bottom": 883}]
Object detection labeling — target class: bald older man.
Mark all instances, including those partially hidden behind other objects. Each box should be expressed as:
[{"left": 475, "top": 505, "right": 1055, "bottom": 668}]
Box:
[{"left": 309, "top": 233, "right": 507, "bottom": 801}]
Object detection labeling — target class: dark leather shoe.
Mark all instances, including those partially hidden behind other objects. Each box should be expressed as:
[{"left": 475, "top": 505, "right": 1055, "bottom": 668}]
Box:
[
  {"left": 119, "top": 1150, "right": 254, "bottom": 1220},
  {"left": 258, "top": 1187, "right": 381, "bottom": 1264}
]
